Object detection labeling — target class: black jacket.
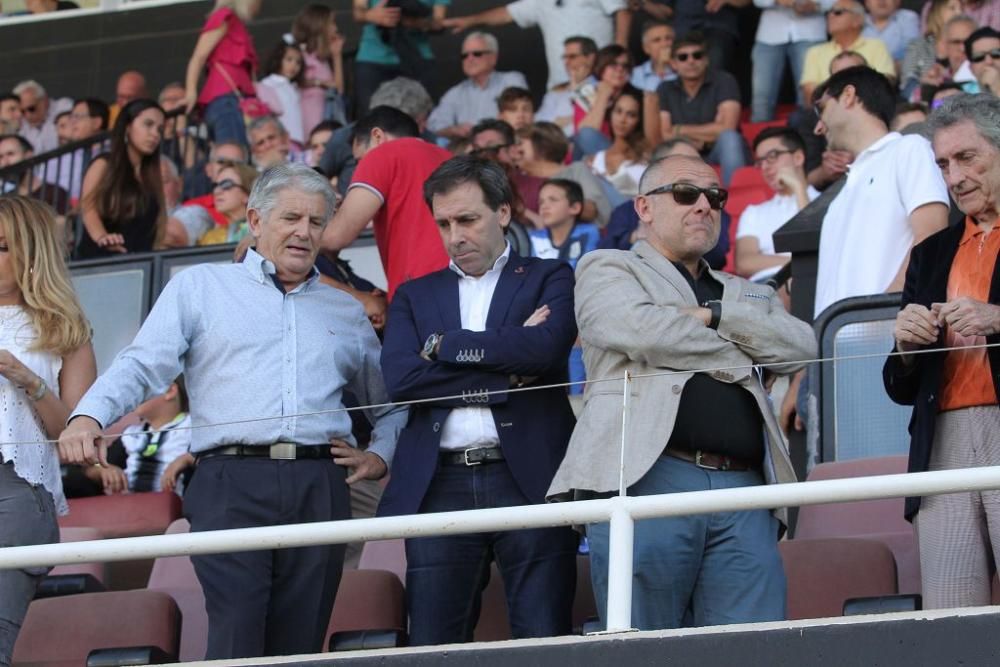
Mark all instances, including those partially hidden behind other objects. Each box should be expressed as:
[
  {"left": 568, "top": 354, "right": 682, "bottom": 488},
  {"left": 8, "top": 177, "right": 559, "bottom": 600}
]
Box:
[{"left": 883, "top": 222, "right": 1000, "bottom": 520}]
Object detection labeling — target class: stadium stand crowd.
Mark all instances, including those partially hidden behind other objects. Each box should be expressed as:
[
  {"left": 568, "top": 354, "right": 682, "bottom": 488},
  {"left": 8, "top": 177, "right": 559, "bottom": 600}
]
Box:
[{"left": 2, "top": 0, "right": 1000, "bottom": 664}]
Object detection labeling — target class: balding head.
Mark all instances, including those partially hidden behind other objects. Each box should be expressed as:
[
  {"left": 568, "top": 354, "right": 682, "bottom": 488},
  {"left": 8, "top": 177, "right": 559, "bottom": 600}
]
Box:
[
  {"left": 635, "top": 155, "right": 723, "bottom": 271},
  {"left": 116, "top": 71, "right": 148, "bottom": 108}
]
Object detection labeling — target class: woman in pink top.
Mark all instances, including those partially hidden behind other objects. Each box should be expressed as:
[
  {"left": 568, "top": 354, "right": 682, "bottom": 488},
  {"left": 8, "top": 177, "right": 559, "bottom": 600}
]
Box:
[
  {"left": 183, "top": 0, "right": 261, "bottom": 148},
  {"left": 292, "top": 4, "right": 345, "bottom": 136}
]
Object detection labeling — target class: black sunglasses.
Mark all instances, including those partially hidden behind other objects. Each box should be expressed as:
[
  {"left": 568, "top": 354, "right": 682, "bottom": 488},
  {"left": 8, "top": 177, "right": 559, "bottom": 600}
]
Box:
[
  {"left": 461, "top": 49, "right": 491, "bottom": 60},
  {"left": 970, "top": 48, "right": 1000, "bottom": 63},
  {"left": 674, "top": 50, "right": 705, "bottom": 62},
  {"left": 20, "top": 104, "right": 37, "bottom": 114},
  {"left": 641, "top": 183, "right": 728, "bottom": 210},
  {"left": 826, "top": 8, "right": 853, "bottom": 15},
  {"left": 213, "top": 178, "right": 247, "bottom": 193}
]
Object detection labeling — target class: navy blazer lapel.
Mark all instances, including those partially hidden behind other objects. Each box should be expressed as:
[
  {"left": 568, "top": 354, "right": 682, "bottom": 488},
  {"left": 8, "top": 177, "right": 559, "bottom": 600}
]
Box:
[
  {"left": 433, "top": 269, "right": 462, "bottom": 331},
  {"left": 486, "top": 252, "right": 527, "bottom": 328}
]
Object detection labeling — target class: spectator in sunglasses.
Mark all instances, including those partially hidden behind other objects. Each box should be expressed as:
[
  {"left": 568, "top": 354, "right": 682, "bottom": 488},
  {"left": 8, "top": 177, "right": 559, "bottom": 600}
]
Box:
[
  {"left": 656, "top": 32, "right": 748, "bottom": 185},
  {"left": 13, "top": 79, "right": 72, "bottom": 154},
  {"left": 549, "top": 153, "right": 816, "bottom": 632},
  {"left": 426, "top": 32, "right": 527, "bottom": 140},
  {"left": 199, "top": 162, "right": 259, "bottom": 245},
  {"left": 799, "top": 0, "right": 895, "bottom": 106},
  {"left": 966, "top": 26, "right": 1000, "bottom": 94}
]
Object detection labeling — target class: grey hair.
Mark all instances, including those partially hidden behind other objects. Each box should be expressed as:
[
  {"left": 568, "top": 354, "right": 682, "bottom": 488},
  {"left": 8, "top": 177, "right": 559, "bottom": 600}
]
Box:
[
  {"left": 944, "top": 14, "right": 978, "bottom": 31},
  {"left": 13, "top": 80, "right": 46, "bottom": 99},
  {"left": 926, "top": 93, "right": 1000, "bottom": 153},
  {"left": 247, "top": 162, "right": 338, "bottom": 223},
  {"left": 159, "top": 155, "right": 180, "bottom": 180},
  {"left": 247, "top": 115, "right": 288, "bottom": 136},
  {"left": 464, "top": 31, "right": 499, "bottom": 54},
  {"left": 370, "top": 77, "right": 434, "bottom": 119},
  {"left": 248, "top": 114, "right": 287, "bottom": 137}
]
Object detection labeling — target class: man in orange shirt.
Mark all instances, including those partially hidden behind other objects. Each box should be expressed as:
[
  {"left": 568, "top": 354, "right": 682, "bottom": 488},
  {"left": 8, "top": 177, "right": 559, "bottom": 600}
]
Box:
[{"left": 884, "top": 92, "right": 1000, "bottom": 609}]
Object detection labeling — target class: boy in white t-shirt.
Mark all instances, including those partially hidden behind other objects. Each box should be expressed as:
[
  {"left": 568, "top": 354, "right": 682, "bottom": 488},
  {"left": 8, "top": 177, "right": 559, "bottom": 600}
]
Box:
[
  {"left": 85, "top": 377, "right": 194, "bottom": 495},
  {"left": 735, "top": 126, "right": 819, "bottom": 283}
]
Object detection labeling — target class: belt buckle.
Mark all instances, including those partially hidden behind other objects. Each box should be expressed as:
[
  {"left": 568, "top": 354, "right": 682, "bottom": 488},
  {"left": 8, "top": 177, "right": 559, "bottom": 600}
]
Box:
[
  {"left": 694, "top": 451, "right": 725, "bottom": 471},
  {"left": 463, "top": 447, "right": 484, "bottom": 466},
  {"left": 269, "top": 443, "right": 297, "bottom": 460}
]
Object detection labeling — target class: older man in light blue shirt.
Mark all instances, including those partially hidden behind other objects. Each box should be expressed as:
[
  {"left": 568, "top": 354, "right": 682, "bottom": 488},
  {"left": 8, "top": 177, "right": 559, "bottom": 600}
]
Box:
[
  {"left": 630, "top": 21, "right": 676, "bottom": 92},
  {"left": 863, "top": 0, "right": 920, "bottom": 63},
  {"left": 58, "top": 163, "right": 407, "bottom": 661},
  {"left": 426, "top": 32, "right": 527, "bottom": 140}
]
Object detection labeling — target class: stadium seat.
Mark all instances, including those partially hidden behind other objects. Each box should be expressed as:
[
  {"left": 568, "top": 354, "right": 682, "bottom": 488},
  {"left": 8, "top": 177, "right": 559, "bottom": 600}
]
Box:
[
  {"left": 357, "top": 538, "right": 406, "bottom": 584},
  {"left": 793, "top": 456, "right": 919, "bottom": 594},
  {"left": 58, "top": 492, "right": 183, "bottom": 590},
  {"left": 740, "top": 120, "right": 787, "bottom": 148},
  {"left": 12, "top": 590, "right": 181, "bottom": 666},
  {"left": 325, "top": 569, "right": 407, "bottom": 650},
  {"left": 48, "top": 526, "right": 106, "bottom": 586},
  {"left": 146, "top": 519, "right": 207, "bottom": 662},
  {"left": 780, "top": 537, "right": 898, "bottom": 620}
]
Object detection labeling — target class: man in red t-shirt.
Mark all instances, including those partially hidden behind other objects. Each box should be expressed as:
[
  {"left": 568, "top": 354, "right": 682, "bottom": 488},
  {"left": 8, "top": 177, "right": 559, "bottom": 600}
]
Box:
[{"left": 321, "top": 106, "right": 451, "bottom": 300}]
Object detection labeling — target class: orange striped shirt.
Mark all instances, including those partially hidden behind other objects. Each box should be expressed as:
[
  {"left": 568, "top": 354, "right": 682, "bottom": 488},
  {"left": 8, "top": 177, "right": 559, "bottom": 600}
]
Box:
[{"left": 939, "top": 217, "right": 1000, "bottom": 412}]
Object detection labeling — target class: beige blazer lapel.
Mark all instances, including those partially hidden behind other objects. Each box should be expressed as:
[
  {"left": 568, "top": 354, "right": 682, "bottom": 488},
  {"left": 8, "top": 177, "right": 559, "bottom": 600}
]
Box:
[{"left": 633, "top": 240, "right": 699, "bottom": 306}]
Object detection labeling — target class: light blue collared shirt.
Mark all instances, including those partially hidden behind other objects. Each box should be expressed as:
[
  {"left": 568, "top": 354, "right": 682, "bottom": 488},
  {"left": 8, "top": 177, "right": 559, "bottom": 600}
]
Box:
[
  {"left": 72, "top": 249, "right": 407, "bottom": 463},
  {"left": 630, "top": 60, "right": 677, "bottom": 93},
  {"left": 863, "top": 9, "right": 920, "bottom": 62},
  {"left": 426, "top": 70, "right": 529, "bottom": 132}
]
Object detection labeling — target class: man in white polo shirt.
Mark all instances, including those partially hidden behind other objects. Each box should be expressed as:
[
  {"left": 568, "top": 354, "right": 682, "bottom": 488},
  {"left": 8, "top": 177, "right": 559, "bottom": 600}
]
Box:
[{"left": 812, "top": 65, "right": 949, "bottom": 318}]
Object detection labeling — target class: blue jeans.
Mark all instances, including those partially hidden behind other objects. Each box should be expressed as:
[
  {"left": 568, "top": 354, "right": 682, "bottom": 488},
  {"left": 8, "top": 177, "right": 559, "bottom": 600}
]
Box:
[
  {"left": 705, "top": 129, "right": 748, "bottom": 186},
  {"left": 204, "top": 93, "right": 247, "bottom": 148},
  {"left": 588, "top": 455, "right": 786, "bottom": 631},
  {"left": 405, "top": 461, "right": 578, "bottom": 645},
  {"left": 750, "top": 40, "right": 822, "bottom": 122}
]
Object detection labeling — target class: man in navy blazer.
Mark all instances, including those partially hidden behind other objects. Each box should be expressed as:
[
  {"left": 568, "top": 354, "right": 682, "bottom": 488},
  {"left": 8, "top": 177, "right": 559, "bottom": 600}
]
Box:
[{"left": 378, "top": 156, "right": 579, "bottom": 646}]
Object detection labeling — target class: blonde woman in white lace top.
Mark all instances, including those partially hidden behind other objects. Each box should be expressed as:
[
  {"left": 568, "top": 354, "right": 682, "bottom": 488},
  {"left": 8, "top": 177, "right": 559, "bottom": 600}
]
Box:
[{"left": 0, "top": 196, "right": 96, "bottom": 667}]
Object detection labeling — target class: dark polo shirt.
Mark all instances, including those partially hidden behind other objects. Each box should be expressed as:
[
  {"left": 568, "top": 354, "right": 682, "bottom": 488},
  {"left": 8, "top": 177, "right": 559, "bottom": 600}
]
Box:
[{"left": 656, "top": 69, "right": 741, "bottom": 127}]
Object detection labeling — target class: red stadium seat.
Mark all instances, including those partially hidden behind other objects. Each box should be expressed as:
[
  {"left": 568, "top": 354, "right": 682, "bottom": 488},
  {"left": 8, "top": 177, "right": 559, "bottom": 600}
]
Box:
[
  {"left": 325, "top": 569, "right": 407, "bottom": 649},
  {"left": 58, "top": 491, "right": 183, "bottom": 590},
  {"left": 793, "top": 457, "right": 919, "bottom": 594},
  {"left": 13, "top": 590, "right": 181, "bottom": 666},
  {"left": 740, "top": 120, "right": 787, "bottom": 148},
  {"left": 780, "top": 537, "right": 898, "bottom": 620},
  {"left": 50, "top": 526, "right": 106, "bottom": 585},
  {"left": 358, "top": 538, "right": 407, "bottom": 584},
  {"left": 146, "top": 519, "right": 207, "bottom": 662}
]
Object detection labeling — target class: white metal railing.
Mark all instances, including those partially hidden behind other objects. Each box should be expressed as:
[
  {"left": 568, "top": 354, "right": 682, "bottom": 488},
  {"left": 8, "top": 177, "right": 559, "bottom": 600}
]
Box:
[{"left": 4, "top": 465, "right": 1000, "bottom": 632}]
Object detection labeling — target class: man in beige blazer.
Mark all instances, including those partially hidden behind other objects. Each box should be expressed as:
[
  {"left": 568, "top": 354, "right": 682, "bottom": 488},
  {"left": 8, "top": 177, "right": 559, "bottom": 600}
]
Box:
[{"left": 548, "top": 154, "right": 816, "bottom": 631}]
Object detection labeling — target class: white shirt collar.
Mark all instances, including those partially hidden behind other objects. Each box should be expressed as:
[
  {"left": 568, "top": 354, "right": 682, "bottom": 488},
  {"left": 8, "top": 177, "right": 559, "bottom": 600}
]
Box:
[{"left": 448, "top": 243, "right": 511, "bottom": 279}]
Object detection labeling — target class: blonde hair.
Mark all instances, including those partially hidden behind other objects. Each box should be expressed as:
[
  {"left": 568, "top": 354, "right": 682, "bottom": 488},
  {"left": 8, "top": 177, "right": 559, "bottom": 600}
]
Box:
[
  {"left": 213, "top": 0, "right": 259, "bottom": 22},
  {"left": 0, "top": 197, "right": 91, "bottom": 355}
]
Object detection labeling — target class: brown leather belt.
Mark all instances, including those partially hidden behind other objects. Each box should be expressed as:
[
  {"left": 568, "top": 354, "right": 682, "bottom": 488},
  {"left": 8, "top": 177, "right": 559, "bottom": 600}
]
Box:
[{"left": 665, "top": 448, "right": 756, "bottom": 472}]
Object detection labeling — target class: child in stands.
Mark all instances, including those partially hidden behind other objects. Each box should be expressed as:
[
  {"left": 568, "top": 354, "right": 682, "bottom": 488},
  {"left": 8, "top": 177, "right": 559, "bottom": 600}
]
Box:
[
  {"left": 85, "top": 377, "right": 194, "bottom": 495},
  {"left": 497, "top": 86, "right": 535, "bottom": 131},
  {"left": 257, "top": 39, "right": 306, "bottom": 150},
  {"left": 292, "top": 4, "right": 346, "bottom": 134},
  {"left": 530, "top": 178, "right": 599, "bottom": 394}
]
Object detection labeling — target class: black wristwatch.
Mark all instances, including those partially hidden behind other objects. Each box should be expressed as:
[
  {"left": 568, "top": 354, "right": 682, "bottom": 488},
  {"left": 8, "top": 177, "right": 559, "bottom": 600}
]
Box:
[
  {"left": 421, "top": 332, "right": 443, "bottom": 361},
  {"left": 702, "top": 300, "right": 722, "bottom": 329}
]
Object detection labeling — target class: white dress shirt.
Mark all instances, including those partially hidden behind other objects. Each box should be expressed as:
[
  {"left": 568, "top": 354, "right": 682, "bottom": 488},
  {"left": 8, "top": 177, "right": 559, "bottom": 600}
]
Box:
[
  {"left": 438, "top": 245, "right": 510, "bottom": 451},
  {"left": 752, "top": 0, "right": 833, "bottom": 45}
]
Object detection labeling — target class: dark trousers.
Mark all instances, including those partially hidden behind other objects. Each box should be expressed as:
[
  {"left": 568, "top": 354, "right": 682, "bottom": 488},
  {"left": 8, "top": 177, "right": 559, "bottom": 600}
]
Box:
[
  {"left": 405, "top": 461, "right": 578, "bottom": 646},
  {"left": 183, "top": 457, "right": 350, "bottom": 659}
]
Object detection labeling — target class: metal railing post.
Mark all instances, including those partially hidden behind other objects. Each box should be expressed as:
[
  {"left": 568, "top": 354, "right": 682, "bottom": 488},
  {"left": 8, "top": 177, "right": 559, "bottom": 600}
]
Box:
[{"left": 604, "top": 498, "right": 635, "bottom": 633}]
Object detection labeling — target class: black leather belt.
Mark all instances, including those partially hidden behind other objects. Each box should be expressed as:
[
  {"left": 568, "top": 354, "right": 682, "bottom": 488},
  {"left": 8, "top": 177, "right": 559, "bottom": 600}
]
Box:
[
  {"left": 439, "top": 446, "right": 505, "bottom": 466},
  {"left": 197, "top": 443, "right": 333, "bottom": 461},
  {"left": 665, "top": 448, "right": 756, "bottom": 472}
]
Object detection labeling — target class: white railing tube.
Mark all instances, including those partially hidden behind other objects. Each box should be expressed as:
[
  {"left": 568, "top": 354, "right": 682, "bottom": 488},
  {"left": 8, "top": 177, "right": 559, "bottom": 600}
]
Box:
[
  {"left": 4, "top": 466, "right": 1000, "bottom": 575},
  {"left": 604, "top": 499, "right": 635, "bottom": 632}
]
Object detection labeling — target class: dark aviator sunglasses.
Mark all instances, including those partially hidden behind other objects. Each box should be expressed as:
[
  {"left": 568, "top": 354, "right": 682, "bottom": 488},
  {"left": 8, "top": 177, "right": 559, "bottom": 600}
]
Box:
[{"left": 641, "top": 183, "right": 728, "bottom": 210}]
